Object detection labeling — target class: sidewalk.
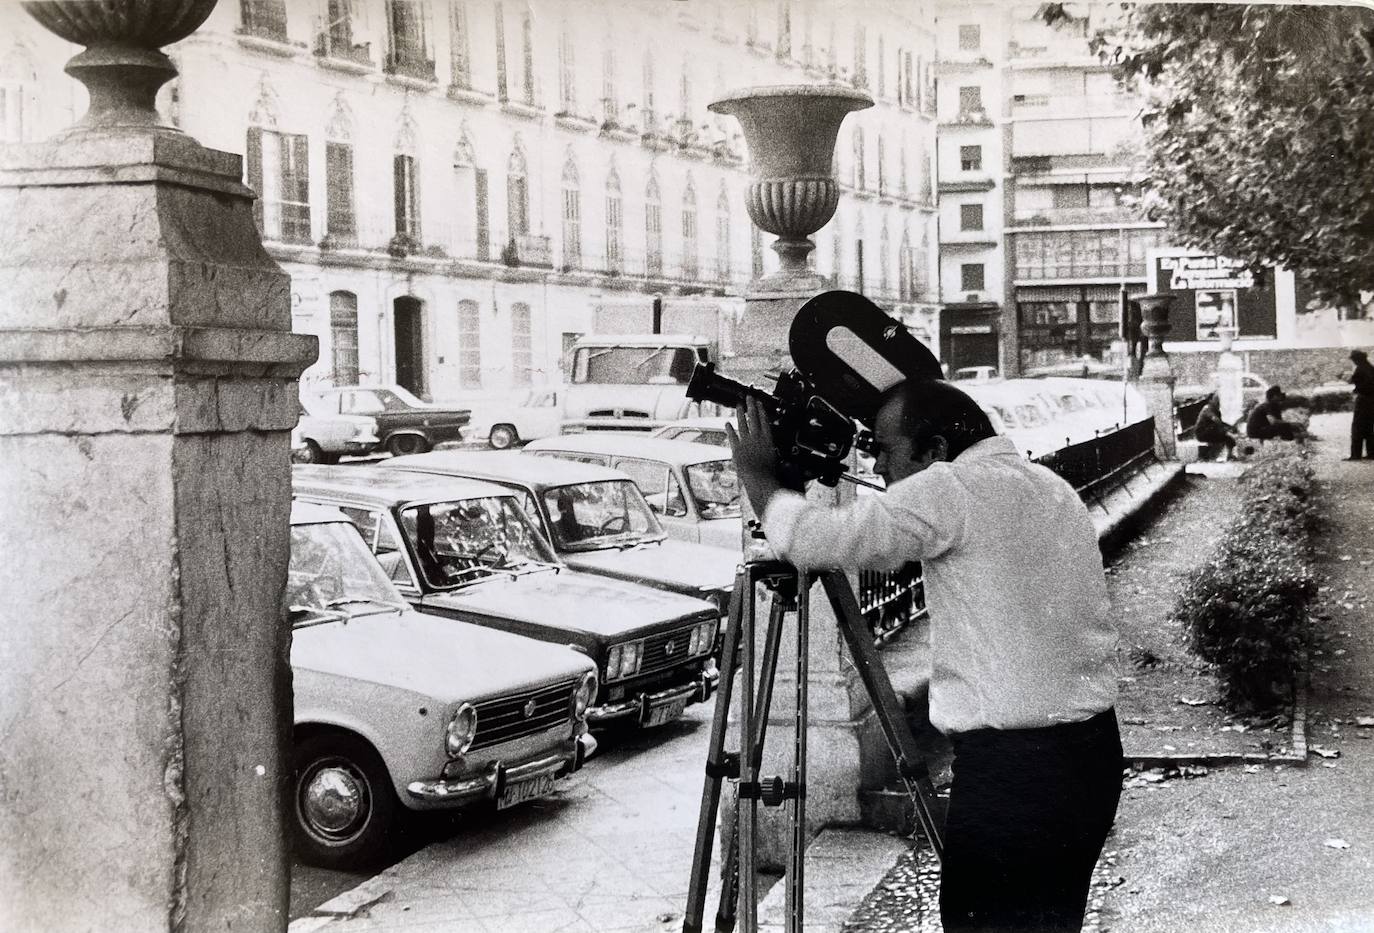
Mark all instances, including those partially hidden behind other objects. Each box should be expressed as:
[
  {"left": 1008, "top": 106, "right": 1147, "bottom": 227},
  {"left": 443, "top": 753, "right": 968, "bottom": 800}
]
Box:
[{"left": 844, "top": 413, "right": 1374, "bottom": 932}]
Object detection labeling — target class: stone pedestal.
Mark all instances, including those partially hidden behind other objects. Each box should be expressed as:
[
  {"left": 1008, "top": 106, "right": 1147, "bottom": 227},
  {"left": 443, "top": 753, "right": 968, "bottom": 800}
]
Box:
[
  {"left": 1136, "top": 293, "right": 1179, "bottom": 461},
  {"left": 1216, "top": 328, "right": 1244, "bottom": 424},
  {"left": 0, "top": 131, "right": 316, "bottom": 931}
]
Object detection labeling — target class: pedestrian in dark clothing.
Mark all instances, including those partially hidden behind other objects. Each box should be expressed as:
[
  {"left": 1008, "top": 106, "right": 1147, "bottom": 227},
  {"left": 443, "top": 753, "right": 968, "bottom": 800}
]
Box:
[
  {"left": 1194, "top": 394, "right": 1238, "bottom": 460},
  {"left": 1246, "top": 386, "right": 1305, "bottom": 442},
  {"left": 1348, "top": 349, "right": 1374, "bottom": 460}
]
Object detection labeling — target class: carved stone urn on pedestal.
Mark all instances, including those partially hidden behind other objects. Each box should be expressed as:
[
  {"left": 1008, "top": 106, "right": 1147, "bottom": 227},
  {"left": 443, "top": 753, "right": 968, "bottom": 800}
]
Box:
[
  {"left": 1135, "top": 292, "right": 1177, "bottom": 380},
  {"left": 22, "top": 0, "right": 217, "bottom": 134},
  {"left": 709, "top": 85, "right": 872, "bottom": 295}
]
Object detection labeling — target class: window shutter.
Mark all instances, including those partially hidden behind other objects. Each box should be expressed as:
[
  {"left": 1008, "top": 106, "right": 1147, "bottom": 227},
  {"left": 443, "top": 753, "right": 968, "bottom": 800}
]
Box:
[
  {"left": 246, "top": 126, "right": 264, "bottom": 230},
  {"left": 394, "top": 154, "right": 406, "bottom": 236}
]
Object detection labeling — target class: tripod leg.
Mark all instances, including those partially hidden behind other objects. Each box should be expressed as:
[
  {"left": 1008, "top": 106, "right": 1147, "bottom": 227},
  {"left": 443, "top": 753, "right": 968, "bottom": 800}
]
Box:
[
  {"left": 716, "top": 587, "right": 790, "bottom": 933},
  {"left": 785, "top": 572, "right": 810, "bottom": 933},
  {"left": 736, "top": 565, "right": 762, "bottom": 933},
  {"left": 819, "top": 571, "right": 946, "bottom": 862},
  {"left": 684, "top": 570, "right": 747, "bottom": 933}
]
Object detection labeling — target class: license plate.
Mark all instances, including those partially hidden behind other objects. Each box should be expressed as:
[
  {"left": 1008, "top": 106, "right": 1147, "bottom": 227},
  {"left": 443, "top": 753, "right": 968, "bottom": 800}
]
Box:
[
  {"left": 644, "top": 697, "right": 689, "bottom": 727},
  {"left": 497, "top": 774, "right": 555, "bottom": 810}
]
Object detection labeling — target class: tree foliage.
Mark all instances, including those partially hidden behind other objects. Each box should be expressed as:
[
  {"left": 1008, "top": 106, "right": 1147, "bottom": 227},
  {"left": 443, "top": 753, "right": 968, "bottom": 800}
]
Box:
[{"left": 1043, "top": 3, "right": 1374, "bottom": 312}]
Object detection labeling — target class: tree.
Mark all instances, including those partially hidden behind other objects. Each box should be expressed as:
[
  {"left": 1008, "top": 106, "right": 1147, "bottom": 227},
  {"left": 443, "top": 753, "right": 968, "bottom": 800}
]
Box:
[{"left": 1043, "top": 3, "right": 1374, "bottom": 313}]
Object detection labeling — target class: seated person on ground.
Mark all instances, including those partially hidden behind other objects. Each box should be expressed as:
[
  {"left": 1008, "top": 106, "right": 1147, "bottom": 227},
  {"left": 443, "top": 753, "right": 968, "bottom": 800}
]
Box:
[
  {"left": 1245, "top": 386, "right": 1306, "bottom": 442},
  {"left": 1194, "top": 394, "right": 1238, "bottom": 460}
]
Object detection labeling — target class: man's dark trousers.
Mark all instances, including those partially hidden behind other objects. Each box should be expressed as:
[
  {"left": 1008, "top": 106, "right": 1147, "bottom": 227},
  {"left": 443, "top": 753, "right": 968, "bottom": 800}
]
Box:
[
  {"left": 940, "top": 708, "right": 1122, "bottom": 933},
  {"left": 1352, "top": 396, "right": 1374, "bottom": 459}
]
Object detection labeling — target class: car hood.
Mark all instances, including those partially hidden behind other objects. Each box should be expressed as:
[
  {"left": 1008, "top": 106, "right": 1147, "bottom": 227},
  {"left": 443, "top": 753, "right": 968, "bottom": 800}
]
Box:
[
  {"left": 291, "top": 608, "right": 594, "bottom": 702},
  {"left": 420, "top": 569, "right": 715, "bottom": 641},
  {"left": 561, "top": 539, "right": 737, "bottom": 593}
]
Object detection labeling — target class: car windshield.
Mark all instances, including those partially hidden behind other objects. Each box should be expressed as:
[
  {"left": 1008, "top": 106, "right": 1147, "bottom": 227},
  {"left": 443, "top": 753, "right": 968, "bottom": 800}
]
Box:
[
  {"left": 287, "top": 522, "right": 409, "bottom": 626},
  {"left": 685, "top": 460, "right": 742, "bottom": 519},
  {"left": 572, "top": 346, "right": 699, "bottom": 385},
  {"left": 541, "top": 480, "right": 663, "bottom": 550},
  {"left": 400, "top": 496, "right": 558, "bottom": 589}
]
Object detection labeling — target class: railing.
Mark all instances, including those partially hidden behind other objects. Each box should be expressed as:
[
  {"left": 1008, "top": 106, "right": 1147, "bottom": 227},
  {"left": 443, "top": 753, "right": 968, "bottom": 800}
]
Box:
[
  {"left": 1034, "top": 417, "right": 1157, "bottom": 507},
  {"left": 864, "top": 418, "right": 1158, "bottom": 642}
]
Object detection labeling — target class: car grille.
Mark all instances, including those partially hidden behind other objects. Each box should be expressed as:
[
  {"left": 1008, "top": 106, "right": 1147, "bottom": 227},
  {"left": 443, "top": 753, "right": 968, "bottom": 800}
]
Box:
[
  {"left": 639, "top": 620, "right": 706, "bottom": 676},
  {"left": 470, "top": 680, "right": 576, "bottom": 752}
]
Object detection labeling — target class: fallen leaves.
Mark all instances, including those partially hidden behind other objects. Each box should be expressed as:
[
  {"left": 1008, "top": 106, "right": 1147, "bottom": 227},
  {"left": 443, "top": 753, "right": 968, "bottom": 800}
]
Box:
[
  {"left": 1311, "top": 745, "right": 1341, "bottom": 759},
  {"left": 1324, "top": 838, "right": 1351, "bottom": 850},
  {"left": 1268, "top": 894, "right": 1291, "bottom": 906},
  {"left": 1356, "top": 716, "right": 1374, "bottom": 728},
  {"left": 1178, "top": 695, "right": 1211, "bottom": 706}
]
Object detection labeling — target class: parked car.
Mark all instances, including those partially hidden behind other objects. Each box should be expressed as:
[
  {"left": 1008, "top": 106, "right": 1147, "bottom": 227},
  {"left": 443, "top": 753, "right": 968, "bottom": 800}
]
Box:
[
  {"left": 951, "top": 365, "right": 1000, "bottom": 383},
  {"left": 522, "top": 435, "right": 743, "bottom": 549},
  {"left": 292, "top": 466, "right": 721, "bottom": 730},
  {"left": 650, "top": 416, "right": 733, "bottom": 448},
  {"left": 305, "top": 384, "right": 471, "bottom": 456},
  {"left": 380, "top": 450, "right": 738, "bottom": 621},
  {"left": 466, "top": 385, "right": 564, "bottom": 449},
  {"left": 286, "top": 500, "right": 597, "bottom": 868},
  {"left": 291, "top": 396, "right": 380, "bottom": 463}
]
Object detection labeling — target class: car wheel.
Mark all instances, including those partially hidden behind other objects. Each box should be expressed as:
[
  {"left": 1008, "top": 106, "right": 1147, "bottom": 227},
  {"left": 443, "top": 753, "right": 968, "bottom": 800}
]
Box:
[
  {"left": 488, "top": 424, "right": 519, "bottom": 449},
  {"left": 387, "top": 434, "right": 430, "bottom": 457},
  {"left": 292, "top": 440, "right": 324, "bottom": 464},
  {"left": 293, "top": 732, "right": 399, "bottom": 870}
]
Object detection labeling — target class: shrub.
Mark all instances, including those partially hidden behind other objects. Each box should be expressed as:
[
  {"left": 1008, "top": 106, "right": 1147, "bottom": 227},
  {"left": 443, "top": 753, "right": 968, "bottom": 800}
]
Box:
[{"left": 1173, "top": 447, "right": 1318, "bottom": 711}]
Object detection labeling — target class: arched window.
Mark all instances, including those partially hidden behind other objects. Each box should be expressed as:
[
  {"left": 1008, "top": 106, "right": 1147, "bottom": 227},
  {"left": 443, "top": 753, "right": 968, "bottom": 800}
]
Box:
[
  {"left": 324, "top": 97, "right": 356, "bottom": 245},
  {"left": 605, "top": 167, "right": 623, "bottom": 273},
  {"left": 880, "top": 222, "right": 891, "bottom": 295},
  {"left": 511, "top": 302, "right": 533, "bottom": 386},
  {"left": 520, "top": 3, "right": 536, "bottom": 106},
  {"left": 558, "top": 19, "right": 576, "bottom": 112},
  {"left": 853, "top": 127, "right": 866, "bottom": 191},
  {"left": 561, "top": 156, "right": 581, "bottom": 269},
  {"left": 602, "top": 45, "right": 618, "bottom": 123},
  {"left": 393, "top": 108, "right": 421, "bottom": 245},
  {"left": 1, "top": 44, "right": 36, "bottom": 144},
  {"left": 715, "top": 185, "right": 731, "bottom": 283},
  {"left": 877, "top": 134, "right": 887, "bottom": 196},
  {"left": 645, "top": 173, "right": 663, "bottom": 277},
  {"left": 329, "top": 291, "right": 360, "bottom": 385},
  {"left": 681, "top": 176, "right": 699, "bottom": 280},
  {"left": 457, "top": 298, "right": 482, "bottom": 389},
  {"left": 641, "top": 50, "right": 656, "bottom": 133},
  {"left": 449, "top": 0, "right": 472, "bottom": 90},
  {"left": 507, "top": 143, "right": 529, "bottom": 237}
]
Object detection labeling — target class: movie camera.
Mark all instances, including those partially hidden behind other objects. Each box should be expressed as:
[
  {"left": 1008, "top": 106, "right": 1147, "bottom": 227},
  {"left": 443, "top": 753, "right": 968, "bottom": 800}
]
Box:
[{"left": 684, "top": 290, "right": 944, "bottom": 486}]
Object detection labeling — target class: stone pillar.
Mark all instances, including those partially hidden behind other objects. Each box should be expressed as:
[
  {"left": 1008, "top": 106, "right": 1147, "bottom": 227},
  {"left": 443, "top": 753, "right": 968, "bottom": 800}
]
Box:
[
  {"left": 1136, "top": 293, "right": 1179, "bottom": 460},
  {"left": 0, "top": 5, "right": 316, "bottom": 931},
  {"left": 709, "top": 86, "right": 875, "bottom": 868},
  {"left": 1215, "top": 327, "right": 1244, "bottom": 424}
]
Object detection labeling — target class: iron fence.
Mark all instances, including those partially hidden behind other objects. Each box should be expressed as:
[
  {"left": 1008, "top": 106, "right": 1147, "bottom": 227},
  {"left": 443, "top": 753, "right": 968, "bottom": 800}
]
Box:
[{"left": 860, "top": 418, "right": 1158, "bottom": 642}]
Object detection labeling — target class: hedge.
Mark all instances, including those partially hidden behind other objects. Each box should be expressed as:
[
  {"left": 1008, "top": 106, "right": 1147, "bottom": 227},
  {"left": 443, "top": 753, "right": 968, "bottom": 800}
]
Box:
[{"left": 1173, "top": 446, "right": 1319, "bottom": 711}]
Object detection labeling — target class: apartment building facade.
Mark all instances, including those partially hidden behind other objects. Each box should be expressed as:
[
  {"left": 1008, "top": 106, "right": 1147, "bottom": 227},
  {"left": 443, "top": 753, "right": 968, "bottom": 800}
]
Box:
[{"left": 2, "top": 0, "right": 943, "bottom": 403}]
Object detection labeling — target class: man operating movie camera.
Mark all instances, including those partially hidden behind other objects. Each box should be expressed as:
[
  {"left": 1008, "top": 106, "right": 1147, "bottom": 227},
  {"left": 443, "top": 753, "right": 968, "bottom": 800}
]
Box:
[{"left": 708, "top": 291, "right": 1122, "bottom": 933}]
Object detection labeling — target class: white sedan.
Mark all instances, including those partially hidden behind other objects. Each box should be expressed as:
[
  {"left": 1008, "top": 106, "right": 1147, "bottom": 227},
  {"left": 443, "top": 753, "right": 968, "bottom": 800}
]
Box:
[
  {"left": 291, "top": 397, "right": 379, "bottom": 463},
  {"left": 466, "top": 386, "right": 564, "bottom": 449}
]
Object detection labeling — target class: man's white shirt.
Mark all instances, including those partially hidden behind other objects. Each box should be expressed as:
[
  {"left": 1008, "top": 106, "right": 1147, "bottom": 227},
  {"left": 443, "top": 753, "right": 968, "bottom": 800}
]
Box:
[{"left": 762, "top": 435, "right": 1118, "bottom": 734}]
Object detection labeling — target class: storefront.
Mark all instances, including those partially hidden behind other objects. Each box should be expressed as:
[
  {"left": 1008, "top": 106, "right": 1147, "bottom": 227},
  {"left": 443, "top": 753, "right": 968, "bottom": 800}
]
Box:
[
  {"left": 1015, "top": 283, "right": 1145, "bottom": 372},
  {"left": 940, "top": 301, "right": 1001, "bottom": 374}
]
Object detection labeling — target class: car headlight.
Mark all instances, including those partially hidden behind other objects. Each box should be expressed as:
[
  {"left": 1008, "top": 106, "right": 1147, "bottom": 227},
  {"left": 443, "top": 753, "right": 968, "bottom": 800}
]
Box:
[
  {"left": 445, "top": 702, "right": 478, "bottom": 758},
  {"left": 571, "top": 671, "right": 598, "bottom": 720},
  {"left": 687, "top": 619, "right": 717, "bottom": 656},
  {"left": 605, "top": 640, "right": 644, "bottom": 681}
]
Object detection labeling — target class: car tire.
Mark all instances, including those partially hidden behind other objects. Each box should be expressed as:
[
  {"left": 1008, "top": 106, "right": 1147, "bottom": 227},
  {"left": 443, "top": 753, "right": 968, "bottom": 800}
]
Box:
[
  {"left": 292, "top": 440, "right": 325, "bottom": 464},
  {"left": 488, "top": 423, "right": 519, "bottom": 449},
  {"left": 387, "top": 434, "right": 431, "bottom": 457},
  {"left": 292, "top": 732, "right": 400, "bottom": 870}
]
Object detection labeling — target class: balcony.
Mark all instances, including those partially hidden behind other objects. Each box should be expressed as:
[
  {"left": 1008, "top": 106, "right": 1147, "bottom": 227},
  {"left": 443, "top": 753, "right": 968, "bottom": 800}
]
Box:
[
  {"left": 384, "top": 48, "right": 436, "bottom": 83},
  {"left": 502, "top": 233, "right": 552, "bottom": 269},
  {"left": 1012, "top": 115, "right": 1136, "bottom": 158},
  {"left": 1010, "top": 94, "right": 1137, "bottom": 120},
  {"left": 314, "top": 31, "right": 372, "bottom": 69},
  {"left": 1011, "top": 205, "right": 1146, "bottom": 227},
  {"left": 239, "top": 0, "right": 289, "bottom": 43}
]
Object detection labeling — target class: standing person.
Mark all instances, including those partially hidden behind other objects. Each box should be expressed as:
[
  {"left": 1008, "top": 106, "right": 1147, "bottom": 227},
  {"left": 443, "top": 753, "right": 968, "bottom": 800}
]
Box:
[
  {"left": 727, "top": 381, "right": 1121, "bottom": 933},
  {"left": 1194, "top": 393, "right": 1239, "bottom": 461},
  {"left": 1347, "top": 349, "right": 1374, "bottom": 461},
  {"left": 1245, "top": 385, "right": 1306, "bottom": 442}
]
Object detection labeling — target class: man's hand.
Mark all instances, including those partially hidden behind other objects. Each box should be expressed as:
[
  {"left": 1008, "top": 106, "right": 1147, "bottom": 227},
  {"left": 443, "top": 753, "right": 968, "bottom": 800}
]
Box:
[{"left": 726, "top": 397, "right": 785, "bottom": 516}]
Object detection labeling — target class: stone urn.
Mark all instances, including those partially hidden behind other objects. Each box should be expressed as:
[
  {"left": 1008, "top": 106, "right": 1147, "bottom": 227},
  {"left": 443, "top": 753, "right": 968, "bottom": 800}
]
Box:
[
  {"left": 22, "top": 0, "right": 217, "bottom": 132},
  {"left": 1134, "top": 292, "right": 1176, "bottom": 381},
  {"left": 710, "top": 84, "right": 872, "bottom": 294}
]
